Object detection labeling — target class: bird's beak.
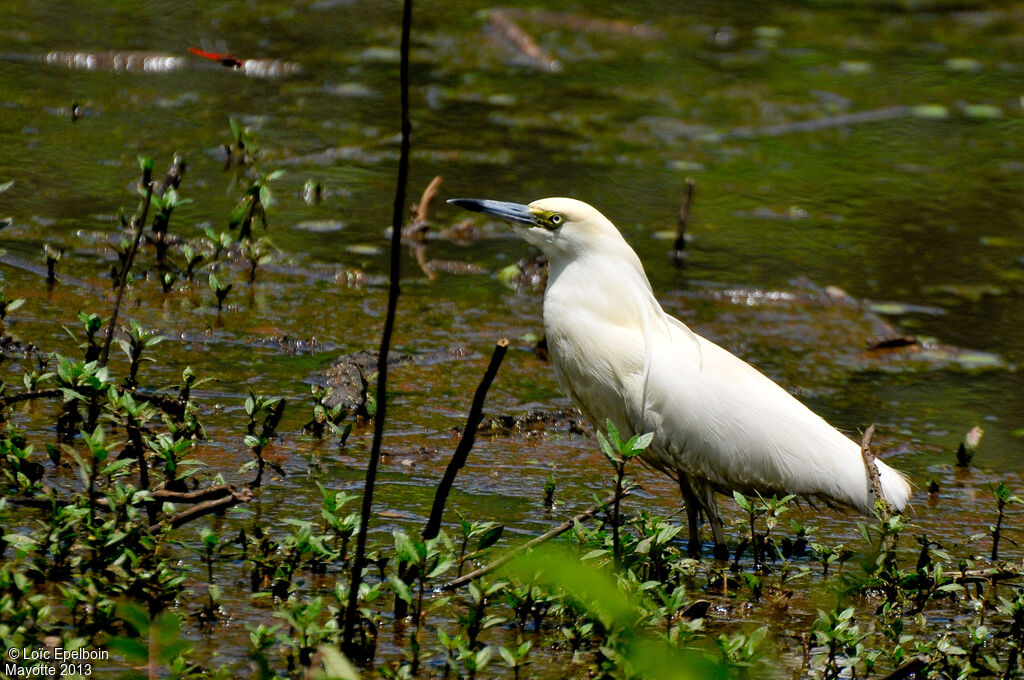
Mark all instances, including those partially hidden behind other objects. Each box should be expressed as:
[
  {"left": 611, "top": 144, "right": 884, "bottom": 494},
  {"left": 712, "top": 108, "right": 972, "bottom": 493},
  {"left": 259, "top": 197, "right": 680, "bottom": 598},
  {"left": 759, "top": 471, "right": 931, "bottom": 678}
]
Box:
[{"left": 447, "top": 198, "right": 537, "bottom": 226}]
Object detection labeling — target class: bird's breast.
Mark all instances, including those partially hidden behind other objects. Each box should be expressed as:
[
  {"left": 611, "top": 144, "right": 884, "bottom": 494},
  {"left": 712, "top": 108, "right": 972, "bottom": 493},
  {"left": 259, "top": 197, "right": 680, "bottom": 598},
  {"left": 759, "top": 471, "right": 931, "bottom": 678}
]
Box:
[{"left": 542, "top": 264, "right": 650, "bottom": 435}]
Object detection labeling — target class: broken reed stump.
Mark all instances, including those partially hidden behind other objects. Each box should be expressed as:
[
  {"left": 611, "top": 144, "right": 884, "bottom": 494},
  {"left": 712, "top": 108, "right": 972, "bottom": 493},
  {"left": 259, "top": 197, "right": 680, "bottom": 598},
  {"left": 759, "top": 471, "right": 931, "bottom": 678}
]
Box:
[
  {"left": 860, "top": 424, "right": 889, "bottom": 518},
  {"left": 672, "top": 177, "right": 695, "bottom": 266}
]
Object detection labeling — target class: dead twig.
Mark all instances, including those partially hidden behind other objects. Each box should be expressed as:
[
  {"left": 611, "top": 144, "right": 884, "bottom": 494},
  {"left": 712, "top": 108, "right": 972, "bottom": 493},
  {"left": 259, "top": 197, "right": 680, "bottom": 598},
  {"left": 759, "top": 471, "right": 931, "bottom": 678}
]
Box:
[
  {"left": 151, "top": 484, "right": 235, "bottom": 503},
  {"left": 441, "top": 488, "right": 632, "bottom": 591},
  {"left": 0, "top": 388, "right": 62, "bottom": 410},
  {"left": 486, "top": 9, "right": 560, "bottom": 72},
  {"left": 410, "top": 175, "right": 442, "bottom": 236},
  {"left": 405, "top": 175, "right": 443, "bottom": 280}
]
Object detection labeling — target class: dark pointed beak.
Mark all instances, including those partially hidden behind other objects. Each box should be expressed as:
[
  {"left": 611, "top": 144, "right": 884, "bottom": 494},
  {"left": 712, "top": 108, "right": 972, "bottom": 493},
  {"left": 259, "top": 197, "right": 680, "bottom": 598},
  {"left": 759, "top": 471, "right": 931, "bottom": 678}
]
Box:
[{"left": 447, "top": 198, "right": 537, "bottom": 226}]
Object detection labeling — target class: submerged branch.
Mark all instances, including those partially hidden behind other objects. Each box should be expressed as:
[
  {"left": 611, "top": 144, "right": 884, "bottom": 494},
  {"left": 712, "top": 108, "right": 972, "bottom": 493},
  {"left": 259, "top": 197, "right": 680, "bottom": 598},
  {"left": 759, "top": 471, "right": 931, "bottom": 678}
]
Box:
[{"left": 147, "top": 484, "right": 252, "bottom": 532}]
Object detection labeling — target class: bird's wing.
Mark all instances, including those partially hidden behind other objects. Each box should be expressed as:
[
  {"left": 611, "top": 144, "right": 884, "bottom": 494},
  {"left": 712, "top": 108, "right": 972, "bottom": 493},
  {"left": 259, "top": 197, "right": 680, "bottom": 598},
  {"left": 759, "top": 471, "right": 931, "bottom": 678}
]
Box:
[{"left": 634, "top": 318, "right": 877, "bottom": 511}]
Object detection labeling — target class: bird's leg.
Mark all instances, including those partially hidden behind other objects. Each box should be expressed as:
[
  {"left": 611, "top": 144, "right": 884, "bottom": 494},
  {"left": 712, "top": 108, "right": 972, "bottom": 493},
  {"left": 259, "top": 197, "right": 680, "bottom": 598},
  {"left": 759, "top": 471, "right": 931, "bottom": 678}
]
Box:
[
  {"left": 698, "top": 486, "right": 730, "bottom": 561},
  {"left": 678, "top": 477, "right": 703, "bottom": 558}
]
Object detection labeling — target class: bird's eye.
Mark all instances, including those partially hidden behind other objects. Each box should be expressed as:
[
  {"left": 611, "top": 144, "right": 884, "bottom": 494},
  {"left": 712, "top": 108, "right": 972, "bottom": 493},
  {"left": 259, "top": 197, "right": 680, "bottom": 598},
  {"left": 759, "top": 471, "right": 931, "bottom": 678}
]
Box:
[{"left": 549, "top": 214, "right": 564, "bottom": 227}]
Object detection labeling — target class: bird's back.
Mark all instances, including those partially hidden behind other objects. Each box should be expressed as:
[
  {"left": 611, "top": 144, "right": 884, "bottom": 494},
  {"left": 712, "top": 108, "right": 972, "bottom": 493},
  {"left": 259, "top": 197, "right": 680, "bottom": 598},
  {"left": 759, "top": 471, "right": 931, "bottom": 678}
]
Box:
[{"left": 638, "top": 318, "right": 910, "bottom": 512}]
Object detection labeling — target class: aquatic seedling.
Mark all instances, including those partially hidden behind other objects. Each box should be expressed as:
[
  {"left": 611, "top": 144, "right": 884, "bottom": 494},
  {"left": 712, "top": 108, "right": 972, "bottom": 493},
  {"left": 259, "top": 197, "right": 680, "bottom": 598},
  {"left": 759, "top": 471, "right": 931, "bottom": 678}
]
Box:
[
  {"left": 498, "top": 640, "right": 532, "bottom": 680},
  {"left": 241, "top": 390, "right": 286, "bottom": 488},
  {"left": 229, "top": 169, "right": 283, "bottom": 242},
  {"left": 597, "top": 419, "right": 649, "bottom": 567},
  {"left": 208, "top": 273, "right": 232, "bottom": 312},
  {"left": 241, "top": 235, "right": 273, "bottom": 283},
  {"left": 732, "top": 491, "right": 796, "bottom": 573},
  {"left": 991, "top": 482, "right": 1022, "bottom": 560},
  {"left": 148, "top": 173, "right": 191, "bottom": 270},
  {"left": 116, "top": 320, "right": 164, "bottom": 389},
  {"left": 542, "top": 471, "right": 556, "bottom": 509},
  {"left": 304, "top": 384, "right": 351, "bottom": 441}
]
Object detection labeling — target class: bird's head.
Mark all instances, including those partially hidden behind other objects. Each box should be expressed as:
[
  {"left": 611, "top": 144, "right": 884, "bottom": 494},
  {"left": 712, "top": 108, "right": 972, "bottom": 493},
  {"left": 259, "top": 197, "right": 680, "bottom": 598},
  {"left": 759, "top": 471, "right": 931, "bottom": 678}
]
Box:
[{"left": 447, "top": 196, "right": 627, "bottom": 261}]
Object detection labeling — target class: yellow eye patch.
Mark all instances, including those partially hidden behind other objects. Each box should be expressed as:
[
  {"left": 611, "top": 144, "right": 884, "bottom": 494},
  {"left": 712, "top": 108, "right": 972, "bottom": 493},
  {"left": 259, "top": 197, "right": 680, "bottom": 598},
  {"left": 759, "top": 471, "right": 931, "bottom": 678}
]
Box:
[{"left": 530, "top": 209, "right": 565, "bottom": 230}]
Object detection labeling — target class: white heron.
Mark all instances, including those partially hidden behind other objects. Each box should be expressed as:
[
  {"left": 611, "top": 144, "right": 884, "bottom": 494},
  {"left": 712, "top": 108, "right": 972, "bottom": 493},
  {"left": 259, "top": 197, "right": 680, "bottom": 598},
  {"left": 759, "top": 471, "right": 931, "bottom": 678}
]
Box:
[{"left": 449, "top": 196, "right": 911, "bottom": 557}]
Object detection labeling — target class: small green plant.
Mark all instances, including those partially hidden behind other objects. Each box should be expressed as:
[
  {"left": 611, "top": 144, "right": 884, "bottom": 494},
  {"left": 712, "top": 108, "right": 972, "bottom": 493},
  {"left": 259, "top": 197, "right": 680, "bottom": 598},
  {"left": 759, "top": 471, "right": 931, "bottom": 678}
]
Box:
[
  {"left": 116, "top": 320, "right": 164, "bottom": 389},
  {"left": 597, "top": 420, "right": 652, "bottom": 567},
  {"left": 241, "top": 391, "right": 286, "bottom": 488},
  {"left": 732, "top": 491, "right": 795, "bottom": 572},
  {"left": 230, "top": 169, "right": 284, "bottom": 241},
  {"left": 542, "top": 471, "right": 556, "bottom": 509},
  {"left": 208, "top": 273, "right": 232, "bottom": 312},
  {"left": 990, "top": 482, "right": 1022, "bottom": 560}
]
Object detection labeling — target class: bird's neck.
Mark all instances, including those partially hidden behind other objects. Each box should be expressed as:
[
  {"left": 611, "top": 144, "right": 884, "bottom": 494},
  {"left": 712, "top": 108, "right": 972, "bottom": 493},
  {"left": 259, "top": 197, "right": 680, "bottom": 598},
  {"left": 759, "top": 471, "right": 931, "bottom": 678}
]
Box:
[{"left": 544, "top": 250, "right": 660, "bottom": 329}]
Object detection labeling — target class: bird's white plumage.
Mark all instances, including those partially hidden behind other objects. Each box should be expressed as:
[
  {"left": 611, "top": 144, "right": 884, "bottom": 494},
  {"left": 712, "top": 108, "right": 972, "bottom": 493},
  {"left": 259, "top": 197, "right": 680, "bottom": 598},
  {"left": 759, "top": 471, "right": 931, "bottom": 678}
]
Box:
[{"left": 453, "top": 196, "right": 911, "bottom": 549}]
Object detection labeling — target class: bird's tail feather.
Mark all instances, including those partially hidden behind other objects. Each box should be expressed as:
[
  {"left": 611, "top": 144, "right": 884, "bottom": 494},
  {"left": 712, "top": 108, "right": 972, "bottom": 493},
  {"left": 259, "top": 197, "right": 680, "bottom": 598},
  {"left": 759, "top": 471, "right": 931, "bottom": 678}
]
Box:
[{"left": 876, "top": 459, "right": 912, "bottom": 512}]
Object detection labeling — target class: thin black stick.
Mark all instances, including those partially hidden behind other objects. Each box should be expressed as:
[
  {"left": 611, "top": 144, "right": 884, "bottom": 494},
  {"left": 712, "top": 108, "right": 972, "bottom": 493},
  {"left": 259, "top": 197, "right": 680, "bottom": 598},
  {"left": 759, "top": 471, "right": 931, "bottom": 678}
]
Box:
[
  {"left": 342, "top": 0, "right": 413, "bottom": 655},
  {"left": 423, "top": 339, "right": 509, "bottom": 540},
  {"left": 99, "top": 180, "right": 154, "bottom": 368},
  {"left": 441, "top": 488, "right": 632, "bottom": 591}
]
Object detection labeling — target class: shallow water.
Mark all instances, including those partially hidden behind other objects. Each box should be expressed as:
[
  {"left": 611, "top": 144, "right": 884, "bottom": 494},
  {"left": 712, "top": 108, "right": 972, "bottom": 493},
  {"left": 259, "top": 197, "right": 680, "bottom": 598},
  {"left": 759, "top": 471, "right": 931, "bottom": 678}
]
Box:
[{"left": 1, "top": 0, "right": 1023, "bottom": 674}]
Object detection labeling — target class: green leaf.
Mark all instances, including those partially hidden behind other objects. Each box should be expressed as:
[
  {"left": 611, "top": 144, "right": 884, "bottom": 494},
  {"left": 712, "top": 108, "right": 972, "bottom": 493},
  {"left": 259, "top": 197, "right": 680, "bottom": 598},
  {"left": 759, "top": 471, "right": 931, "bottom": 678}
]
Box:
[
  {"left": 389, "top": 575, "right": 412, "bottom": 604},
  {"left": 631, "top": 431, "right": 654, "bottom": 452},
  {"left": 316, "top": 645, "right": 361, "bottom": 680},
  {"left": 101, "top": 457, "right": 134, "bottom": 475},
  {"left": 597, "top": 431, "right": 619, "bottom": 463},
  {"left": 108, "top": 637, "right": 148, "bottom": 662},
  {"left": 116, "top": 601, "right": 151, "bottom": 636},
  {"left": 427, "top": 557, "right": 455, "bottom": 579},
  {"left": 392, "top": 530, "right": 419, "bottom": 564},
  {"left": 476, "top": 524, "right": 504, "bottom": 551},
  {"left": 604, "top": 419, "right": 622, "bottom": 449}
]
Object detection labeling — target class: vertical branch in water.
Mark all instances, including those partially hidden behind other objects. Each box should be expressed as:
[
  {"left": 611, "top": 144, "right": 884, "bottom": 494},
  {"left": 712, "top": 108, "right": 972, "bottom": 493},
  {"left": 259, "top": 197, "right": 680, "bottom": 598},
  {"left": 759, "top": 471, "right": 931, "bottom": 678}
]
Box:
[
  {"left": 423, "top": 338, "right": 509, "bottom": 541},
  {"left": 99, "top": 170, "right": 154, "bottom": 368},
  {"left": 343, "top": 0, "right": 413, "bottom": 656}
]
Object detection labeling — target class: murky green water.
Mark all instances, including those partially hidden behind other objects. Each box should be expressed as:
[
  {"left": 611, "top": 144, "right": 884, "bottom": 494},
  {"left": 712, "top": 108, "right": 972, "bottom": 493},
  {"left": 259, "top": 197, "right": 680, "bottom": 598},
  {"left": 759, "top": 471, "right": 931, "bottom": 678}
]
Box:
[{"left": 1, "top": 0, "right": 1023, "bottom": 674}]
